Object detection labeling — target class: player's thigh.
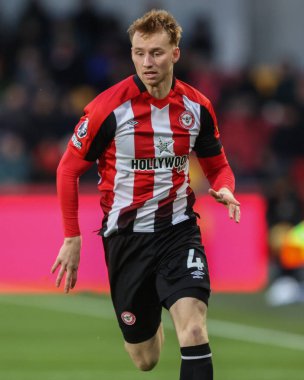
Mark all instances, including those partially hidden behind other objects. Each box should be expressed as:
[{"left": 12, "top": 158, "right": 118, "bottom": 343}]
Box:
[
  {"left": 103, "top": 232, "right": 162, "bottom": 344},
  {"left": 169, "top": 296, "right": 209, "bottom": 346},
  {"left": 155, "top": 222, "right": 211, "bottom": 308}
]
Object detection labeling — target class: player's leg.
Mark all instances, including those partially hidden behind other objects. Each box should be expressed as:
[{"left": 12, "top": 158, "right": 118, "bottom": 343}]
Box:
[
  {"left": 155, "top": 220, "right": 213, "bottom": 379},
  {"left": 102, "top": 232, "right": 164, "bottom": 372},
  {"left": 170, "top": 296, "right": 208, "bottom": 346},
  {"left": 124, "top": 322, "right": 164, "bottom": 371},
  {"left": 169, "top": 296, "right": 213, "bottom": 380}
]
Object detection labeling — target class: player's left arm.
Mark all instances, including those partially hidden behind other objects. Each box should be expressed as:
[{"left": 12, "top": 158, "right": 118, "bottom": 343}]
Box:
[
  {"left": 198, "top": 152, "right": 241, "bottom": 223},
  {"left": 193, "top": 101, "right": 241, "bottom": 223}
]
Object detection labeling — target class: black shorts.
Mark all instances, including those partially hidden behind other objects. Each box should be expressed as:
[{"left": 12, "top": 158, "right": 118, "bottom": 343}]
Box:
[{"left": 102, "top": 220, "right": 211, "bottom": 344}]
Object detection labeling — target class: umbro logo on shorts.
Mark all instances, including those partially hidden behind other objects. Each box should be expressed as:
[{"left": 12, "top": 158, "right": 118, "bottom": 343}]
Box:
[{"left": 191, "top": 270, "right": 205, "bottom": 279}]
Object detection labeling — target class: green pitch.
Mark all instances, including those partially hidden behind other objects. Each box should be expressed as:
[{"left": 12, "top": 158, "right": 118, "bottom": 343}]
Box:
[{"left": 0, "top": 292, "right": 303, "bottom": 380}]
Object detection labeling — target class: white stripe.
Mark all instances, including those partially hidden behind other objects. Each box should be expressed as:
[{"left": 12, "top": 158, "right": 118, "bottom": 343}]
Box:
[
  {"left": 182, "top": 95, "right": 201, "bottom": 150},
  {"left": 181, "top": 353, "right": 212, "bottom": 360},
  {"left": 171, "top": 97, "right": 213, "bottom": 224},
  {"left": 105, "top": 101, "right": 135, "bottom": 236},
  {"left": 208, "top": 319, "right": 304, "bottom": 351},
  {"left": 133, "top": 104, "right": 173, "bottom": 231},
  {"left": 171, "top": 181, "right": 190, "bottom": 225},
  {"left": 171, "top": 96, "right": 200, "bottom": 225}
]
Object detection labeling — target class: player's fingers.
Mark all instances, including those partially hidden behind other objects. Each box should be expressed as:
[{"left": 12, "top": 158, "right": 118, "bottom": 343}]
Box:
[
  {"left": 64, "top": 270, "right": 72, "bottom": 294},
  {"left": 70, "top": 271, "right": 78, "bottom": 289},
  {"left": 230, "top": 197, "right": 241, "bottom": 207},
  {"left": 221, "top": 192, "right": 240, "bottom": 206},
  {"left": 229, "top": 204, "right": 241, "bottom": 223},
  {"left": 56, "top": 265, "right": 66, "bottom": 288},
  {"left": 65, "top": 266, "right": 78, "bottom": 292},
  {"left": 229, "top": 204, "right": 235, "bottom": 219},
  {"left": 51, "top": 259, "right": 60, "bottom": 274},
  {"left": 235, "top": 206, "right": 241, "bottom": 223}
]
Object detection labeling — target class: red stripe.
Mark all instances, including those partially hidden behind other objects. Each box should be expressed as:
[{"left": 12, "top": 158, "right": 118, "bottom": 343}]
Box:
[{"left": 116, "top": 97, "right": 155, "bottom": 229}]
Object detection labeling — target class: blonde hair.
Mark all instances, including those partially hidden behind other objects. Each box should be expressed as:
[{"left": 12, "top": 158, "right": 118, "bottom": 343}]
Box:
[{"left": 128, "top": 9, "right": 182, "bottom": 46}]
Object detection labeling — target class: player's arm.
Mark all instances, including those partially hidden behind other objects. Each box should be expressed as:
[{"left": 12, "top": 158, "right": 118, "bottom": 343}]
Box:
[
  {"left": 194, "top": 101, "right": 240, "bottom": 223},
  {"left": 198, "top": 151, "right": 240, "bottom": 223},
  {"left": 52, "top": 98, "right": 116, "bottom": 292},
  {"left": 51, "top": 149, "right": 93, "bottom": 293}
]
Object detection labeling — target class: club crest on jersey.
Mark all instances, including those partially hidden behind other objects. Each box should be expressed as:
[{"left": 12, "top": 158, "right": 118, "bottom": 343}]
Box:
[
  {"left": 121, "top": 311, "right": 136, "bottom": 325},
  {"left": 77, "top": 118, "right": 89, "bottom": 138},
  {"left": 179, "top": 110, "right": 195, "bottom": 130}
]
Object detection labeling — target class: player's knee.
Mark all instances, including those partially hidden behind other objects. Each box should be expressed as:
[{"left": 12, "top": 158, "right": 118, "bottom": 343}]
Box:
[
  {"left": 135, "top": 356, "right": 159, "bottom": 371},
  {"left": 180, "top": 323, "right": 207, "bottom": 346},
  {"left": 125, "top": 342, "right": 160, "bottom": 371}
]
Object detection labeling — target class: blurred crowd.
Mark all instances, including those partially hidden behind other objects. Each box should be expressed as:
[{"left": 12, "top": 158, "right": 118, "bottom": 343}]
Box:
[{"left": 0, "top": 1, "right": 304, "bottom": 287}]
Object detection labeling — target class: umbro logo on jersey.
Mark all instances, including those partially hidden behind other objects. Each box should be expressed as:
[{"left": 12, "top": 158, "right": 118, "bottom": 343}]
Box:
[{"left": 126, "top": 119, "right": 139, "bottom": 127}]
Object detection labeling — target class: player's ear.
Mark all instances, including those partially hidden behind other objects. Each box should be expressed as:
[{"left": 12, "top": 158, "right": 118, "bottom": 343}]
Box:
[{"left": 172, "top": 46, "right": 180, "bottom": 64}]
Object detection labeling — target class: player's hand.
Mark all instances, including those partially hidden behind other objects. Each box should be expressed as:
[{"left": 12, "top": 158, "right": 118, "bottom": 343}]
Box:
[
  {"left": 209, "top": 187, "right": 241, "bottom": 223},
  {"left": 51, "top": 236, "right": 81, "bottom": 293}
]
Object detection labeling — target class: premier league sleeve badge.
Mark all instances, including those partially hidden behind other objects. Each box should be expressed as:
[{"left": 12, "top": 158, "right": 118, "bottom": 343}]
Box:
[{"left": 76, "top": 118, "right": 89, "bottom": 139}]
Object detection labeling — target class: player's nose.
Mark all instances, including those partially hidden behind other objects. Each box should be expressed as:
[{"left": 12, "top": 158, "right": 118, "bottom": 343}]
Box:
[{"left": 143, "top": 54, "right": 153, "bottom": 67}]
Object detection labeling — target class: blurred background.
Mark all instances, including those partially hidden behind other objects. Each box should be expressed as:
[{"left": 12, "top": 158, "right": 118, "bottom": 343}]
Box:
[
  {"left": 0, "top": 1, "right": 304, "bottom": 379},
  {"left": 1, "top": 0, "right": 304, "bottom": 297}
]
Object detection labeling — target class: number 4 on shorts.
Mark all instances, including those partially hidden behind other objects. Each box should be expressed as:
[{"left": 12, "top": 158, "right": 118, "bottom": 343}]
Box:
[{"left": 187, "top": 249, "right": 204, "bottom": 270}]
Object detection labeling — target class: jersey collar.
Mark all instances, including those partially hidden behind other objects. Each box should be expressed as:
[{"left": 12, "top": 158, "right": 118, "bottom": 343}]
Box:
[{"left": 133, "top": 74, "right": 176, "bottom": 93}]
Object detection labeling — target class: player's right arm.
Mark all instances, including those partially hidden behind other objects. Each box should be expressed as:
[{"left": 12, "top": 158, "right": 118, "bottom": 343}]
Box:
[
  {"left": 193, "top": 99, "right": 241, "bottom": 223},
  {"left": 51, "top": 149, "right": 93, "bottom": 293},
  {"left": 52, "top": 84, "right": 123, "bottom": 291}
]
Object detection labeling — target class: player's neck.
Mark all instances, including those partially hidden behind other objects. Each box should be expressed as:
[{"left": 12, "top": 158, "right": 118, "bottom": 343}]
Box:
[{"left": 145, "top": 75, "right": 173, "bottom": 99}]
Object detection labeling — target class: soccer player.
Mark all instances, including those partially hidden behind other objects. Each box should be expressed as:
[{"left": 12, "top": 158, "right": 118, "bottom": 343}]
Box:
[{"left": 51, "top": 9, "right": 240, "bottom": 380}]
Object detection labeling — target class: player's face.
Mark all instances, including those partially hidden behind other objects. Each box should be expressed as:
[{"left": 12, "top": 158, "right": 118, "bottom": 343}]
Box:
[{"left": 131, "top": 30, "right": 180, "bottom": 89}]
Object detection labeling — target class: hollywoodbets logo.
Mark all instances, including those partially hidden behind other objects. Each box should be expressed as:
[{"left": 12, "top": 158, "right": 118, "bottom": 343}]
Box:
[{"left": 131, "top": 155, "right": 189, "bottom": 173}]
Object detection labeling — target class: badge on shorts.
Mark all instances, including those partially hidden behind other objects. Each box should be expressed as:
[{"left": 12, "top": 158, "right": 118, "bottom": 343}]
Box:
[{"left": 121, "top": 311, "right": 136, "bottom": 325}]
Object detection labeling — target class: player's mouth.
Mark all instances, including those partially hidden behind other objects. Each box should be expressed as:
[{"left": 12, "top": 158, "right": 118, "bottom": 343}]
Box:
[{"left": 144, "top": 71, "right": 158, "bottom": 79}]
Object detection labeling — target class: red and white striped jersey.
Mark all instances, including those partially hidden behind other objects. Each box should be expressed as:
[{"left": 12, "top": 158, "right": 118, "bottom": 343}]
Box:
[{"left": 68, "top": 75, "right": 222, "bottom": 237}]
